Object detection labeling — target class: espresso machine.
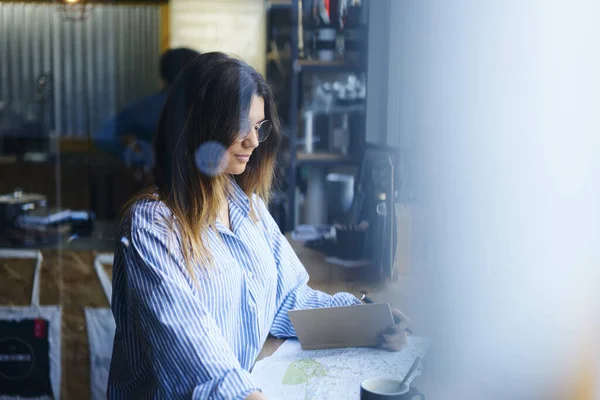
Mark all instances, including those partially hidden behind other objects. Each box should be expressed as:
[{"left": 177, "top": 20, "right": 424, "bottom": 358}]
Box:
[{"left": 349, "top": 146, "right": 398, "bottom": 281}]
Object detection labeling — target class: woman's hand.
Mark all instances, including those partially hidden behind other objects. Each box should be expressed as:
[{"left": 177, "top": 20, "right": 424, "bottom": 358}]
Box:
[
  {"left": 245, "top": 391, "right": 269, "bottom": 400},
  {"left": 379, "top": 308, "right": 412, "bottom": 352}
]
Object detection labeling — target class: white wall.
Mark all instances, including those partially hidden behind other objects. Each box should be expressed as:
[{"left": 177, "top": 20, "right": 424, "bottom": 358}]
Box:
[
  {"left": 169, "top": 0, "right": 266, "bottom": 75},
  {"left": 376, "top": 0, "right": 600, "bottom": 397}
]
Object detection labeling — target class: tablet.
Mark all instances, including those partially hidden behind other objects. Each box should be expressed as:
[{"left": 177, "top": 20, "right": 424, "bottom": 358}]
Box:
[{"left": 288, "top": 303, "right": 395, "bottom": 350}]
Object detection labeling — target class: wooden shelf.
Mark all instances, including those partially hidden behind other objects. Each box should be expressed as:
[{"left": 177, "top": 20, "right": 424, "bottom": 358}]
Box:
[
  {"left": 296, "top": 59, "right": 362, "bottom": 73},
  {"left": 267, "top": 0, "right": 291, "bottom": 8},
  {"left": 296, "top": 152, "right": 359, "bottom": 165},
  {"left": 301, "top": 104, "right": 365, "bottom": 115},
  {"left": 0, "top": 155, "right": 17, "bottom": 164}
]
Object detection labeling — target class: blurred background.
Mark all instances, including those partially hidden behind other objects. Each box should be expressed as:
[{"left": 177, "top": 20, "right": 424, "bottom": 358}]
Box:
[{"left": 1, "top": 0, "right": 599, "bottom": 399}]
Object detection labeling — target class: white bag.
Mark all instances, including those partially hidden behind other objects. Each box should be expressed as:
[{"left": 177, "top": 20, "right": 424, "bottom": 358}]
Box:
[{"left": 85, "top": 253, "right": 115, "bottom": 400}]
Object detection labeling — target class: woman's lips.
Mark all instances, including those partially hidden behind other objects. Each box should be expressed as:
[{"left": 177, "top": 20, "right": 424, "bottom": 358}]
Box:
[{"left": 234, "top": 154, "right": 251, "bottom": 162}]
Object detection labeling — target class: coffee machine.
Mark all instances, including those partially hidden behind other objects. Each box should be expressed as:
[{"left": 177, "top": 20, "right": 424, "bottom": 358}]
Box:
[{"left": 349, "top": 146, "right": 398, "bottom": 281}]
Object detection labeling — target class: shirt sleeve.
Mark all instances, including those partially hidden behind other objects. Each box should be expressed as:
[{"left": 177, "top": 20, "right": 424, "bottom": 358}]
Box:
[
  {"left": 120, "top": 227, "right": 260, "bottom": 399},
  {"left": 265, "top": 211, "right": 361, "bottom": 338}
]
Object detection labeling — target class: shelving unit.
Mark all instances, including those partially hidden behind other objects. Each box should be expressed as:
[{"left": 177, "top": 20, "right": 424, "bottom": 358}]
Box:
[
  {"left": 295, "top": 59, "right": 361, "bottom": 73},
  {"left": 267, "top": 0, "right": 292, "bottom": 9},
  {"left": 285, "top": 0, "right": 370, "bottom": 231},
  {"left": 307, "top": 104, "right": 365, "bottom": 115},
  {"left": 296, "top": 152, "right": 359, "bottom": 165}
]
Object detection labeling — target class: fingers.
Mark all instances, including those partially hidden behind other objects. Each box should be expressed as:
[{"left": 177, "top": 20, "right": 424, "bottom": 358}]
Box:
[
  {"left": 383, "top": 321, "right": 408, "bottom": 334},
  {"left": 377, "top": 308, "right": 412, "bottom": 351},
  {"left": 380, "top": 332, "right": 406, "bottom": 345},
  {"left": 379, "top": 320, "right": 408, "bottom": 352},
  {"left": 379, "top": 331, "right": 407, "bottom": 352},
  {"left": 391, "top": 308, "right": 412, "bottom": 325}
]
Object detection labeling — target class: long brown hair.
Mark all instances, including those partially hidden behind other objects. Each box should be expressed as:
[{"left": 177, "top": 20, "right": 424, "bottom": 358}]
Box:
[{"left": 125, "top": 52, "right": 281, "bottom": 280}]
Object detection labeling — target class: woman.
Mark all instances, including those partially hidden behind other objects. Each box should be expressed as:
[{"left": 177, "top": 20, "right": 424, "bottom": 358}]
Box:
[{"left": 108, "top": 52, "right": 407, "bottom": 399}]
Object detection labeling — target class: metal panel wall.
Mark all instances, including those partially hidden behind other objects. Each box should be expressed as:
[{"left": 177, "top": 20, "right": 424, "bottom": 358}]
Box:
[{"left": 0, "top": 3, "right": 160, "bottom": 137}]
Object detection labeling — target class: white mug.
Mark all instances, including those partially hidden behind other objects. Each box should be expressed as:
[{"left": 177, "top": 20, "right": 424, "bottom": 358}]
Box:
[{"left": 360, "top": 378, "right": 425, "bottom": 400}]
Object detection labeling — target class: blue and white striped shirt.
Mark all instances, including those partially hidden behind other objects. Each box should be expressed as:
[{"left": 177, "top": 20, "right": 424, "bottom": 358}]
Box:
[{"left": 107, "top": 182, "right": 360, "bottom": 399}]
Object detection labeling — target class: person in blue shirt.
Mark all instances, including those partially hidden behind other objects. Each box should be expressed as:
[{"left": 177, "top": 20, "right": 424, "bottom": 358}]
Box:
[
  {"left": 93, "top": 47, "right": 200, "bottom": 167},
  {"left": 108, "top": 52, "right": 409, "bottom": 400}
]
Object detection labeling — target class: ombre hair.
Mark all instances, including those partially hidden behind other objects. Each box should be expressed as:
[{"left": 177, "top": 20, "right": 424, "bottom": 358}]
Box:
[{"left": 125, "top": 52, "right": 281, "bottom": 280}]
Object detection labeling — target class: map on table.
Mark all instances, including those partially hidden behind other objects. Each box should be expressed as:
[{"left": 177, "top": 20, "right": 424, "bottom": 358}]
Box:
[{"left": 251, "top": 337, "right": 430, "bottom": 400}]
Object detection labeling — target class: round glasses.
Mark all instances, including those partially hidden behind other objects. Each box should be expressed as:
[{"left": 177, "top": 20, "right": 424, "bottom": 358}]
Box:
[{"left": 237, "top": 119, "right": 272, "bottom": 143}]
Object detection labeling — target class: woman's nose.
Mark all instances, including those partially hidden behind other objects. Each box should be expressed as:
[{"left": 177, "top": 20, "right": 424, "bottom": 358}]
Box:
[{"left": 243, "top": 127, "right": 259, "bottom": 148}]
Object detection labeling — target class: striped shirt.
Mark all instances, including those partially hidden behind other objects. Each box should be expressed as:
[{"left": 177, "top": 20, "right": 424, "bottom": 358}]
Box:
[{"left": 107, "top": 182, "right": 360, "bottom": 399}]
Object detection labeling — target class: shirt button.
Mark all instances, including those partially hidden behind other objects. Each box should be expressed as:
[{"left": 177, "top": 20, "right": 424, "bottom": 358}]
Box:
[{"left": 247, "top": 271, "right": 253, "bottom": 278}]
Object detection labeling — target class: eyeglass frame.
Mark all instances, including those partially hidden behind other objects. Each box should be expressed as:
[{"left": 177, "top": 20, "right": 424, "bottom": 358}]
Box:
[{"left": 236, "top": 119, "right": 272, "bottom": 143}]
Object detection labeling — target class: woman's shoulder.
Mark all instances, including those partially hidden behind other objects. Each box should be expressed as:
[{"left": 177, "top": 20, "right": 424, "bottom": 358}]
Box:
[
  {"left": 120, "top": 196, "right": 174, "bottom": 236},
  {"left": 116, "top": 196, "right": 187, "bottom": 267}
]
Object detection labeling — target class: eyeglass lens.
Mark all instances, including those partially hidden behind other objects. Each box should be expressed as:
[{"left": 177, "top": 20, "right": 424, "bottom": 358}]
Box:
[{"left": 239, "top": 120, "right": 272, "bottom": 142}]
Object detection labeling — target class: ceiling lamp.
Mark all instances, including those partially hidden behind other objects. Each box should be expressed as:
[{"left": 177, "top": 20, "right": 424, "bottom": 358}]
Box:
[{"left": 56, "top": 0, "right": 95, "bottom": 22}]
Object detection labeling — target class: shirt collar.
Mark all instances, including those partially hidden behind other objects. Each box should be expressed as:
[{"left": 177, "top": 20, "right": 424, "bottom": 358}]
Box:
[{"left": 227, "top": 178, "right": 251, "bottom": 218}]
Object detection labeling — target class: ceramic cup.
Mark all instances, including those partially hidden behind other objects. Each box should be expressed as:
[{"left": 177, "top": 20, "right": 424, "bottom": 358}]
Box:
[{"left": 360, "top": 378, "right": 425, "bottom": 400}]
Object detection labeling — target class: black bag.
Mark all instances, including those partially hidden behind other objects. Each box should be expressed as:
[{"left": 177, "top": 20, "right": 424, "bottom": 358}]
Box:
[
  {"left": 0, "top": 250, "right": 60, "bottom": 399},
  {"left": 0, "top": 319, "right": 54, "bottom": 398}
]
